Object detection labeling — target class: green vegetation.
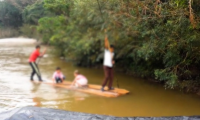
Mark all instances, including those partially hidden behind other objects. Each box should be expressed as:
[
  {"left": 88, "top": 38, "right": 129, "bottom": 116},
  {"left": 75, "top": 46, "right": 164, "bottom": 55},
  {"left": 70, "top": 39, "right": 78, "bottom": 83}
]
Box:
[
  {"left": 1, "top": 0, "right": 200, "bottom": 92},
  {"left": 0, "top": 0, "right": 36, "bottom": 37}
]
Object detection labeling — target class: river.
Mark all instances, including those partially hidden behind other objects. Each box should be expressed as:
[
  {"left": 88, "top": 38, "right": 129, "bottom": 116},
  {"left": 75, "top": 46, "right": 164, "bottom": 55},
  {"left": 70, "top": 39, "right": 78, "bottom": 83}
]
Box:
[{"left": 0, "top": 38, "right": 200, "bottom": 117}]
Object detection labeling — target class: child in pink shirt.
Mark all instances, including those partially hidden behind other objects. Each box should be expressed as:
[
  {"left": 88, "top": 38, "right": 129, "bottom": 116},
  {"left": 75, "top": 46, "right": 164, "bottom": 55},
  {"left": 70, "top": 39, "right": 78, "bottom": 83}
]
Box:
[
  {"left": 52, "top": 67, "right": 65, "bottom": 83},
  {"left": 71, "top": 70, "right": 88, "bottom": 87}
]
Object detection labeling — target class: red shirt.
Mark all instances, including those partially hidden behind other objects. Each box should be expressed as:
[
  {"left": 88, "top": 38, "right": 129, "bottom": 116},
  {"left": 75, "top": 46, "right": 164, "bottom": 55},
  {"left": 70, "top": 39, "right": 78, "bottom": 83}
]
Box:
[{"left": 29, "top": 50, "right": 40, "bottom": 62}]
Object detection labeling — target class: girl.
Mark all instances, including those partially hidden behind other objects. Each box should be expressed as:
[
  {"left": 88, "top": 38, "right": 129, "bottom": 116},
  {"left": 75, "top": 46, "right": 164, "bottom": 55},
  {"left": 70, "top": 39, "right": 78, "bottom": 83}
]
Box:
[{"left": 71, "top": 70, "right": 88, "bottom": 87}]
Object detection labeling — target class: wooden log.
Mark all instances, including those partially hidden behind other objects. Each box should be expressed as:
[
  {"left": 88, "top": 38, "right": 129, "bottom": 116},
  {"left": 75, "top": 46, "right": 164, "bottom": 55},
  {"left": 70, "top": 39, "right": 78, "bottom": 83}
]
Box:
[{"left": 33, "top": 81, "right": 129, "bottom": 98}]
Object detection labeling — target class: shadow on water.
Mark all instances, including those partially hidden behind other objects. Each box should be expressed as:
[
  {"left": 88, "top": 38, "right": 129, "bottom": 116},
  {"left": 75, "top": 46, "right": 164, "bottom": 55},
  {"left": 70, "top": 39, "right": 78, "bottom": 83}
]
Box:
[{"left": 0, "top": 38, "right": 200, "bottom": 117}]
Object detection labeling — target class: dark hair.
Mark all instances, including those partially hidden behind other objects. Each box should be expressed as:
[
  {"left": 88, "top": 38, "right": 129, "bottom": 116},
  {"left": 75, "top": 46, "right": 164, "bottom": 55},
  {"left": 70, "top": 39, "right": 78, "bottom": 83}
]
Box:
[
  {"left": 36, "top": 45, "right": 40, "bottom": 49},
  {"left": 56, "top": 67, "right": 61, "bottom": 70},
  {"left": 110, "top": 45, "right": 114, "bottom": 49}
]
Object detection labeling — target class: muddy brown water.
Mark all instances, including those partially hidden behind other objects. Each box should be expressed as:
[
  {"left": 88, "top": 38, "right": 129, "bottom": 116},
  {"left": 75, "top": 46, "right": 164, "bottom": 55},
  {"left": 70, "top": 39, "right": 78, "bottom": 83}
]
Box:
[{"left": 0, "top": 38, "right": 200, "bottom": 117}]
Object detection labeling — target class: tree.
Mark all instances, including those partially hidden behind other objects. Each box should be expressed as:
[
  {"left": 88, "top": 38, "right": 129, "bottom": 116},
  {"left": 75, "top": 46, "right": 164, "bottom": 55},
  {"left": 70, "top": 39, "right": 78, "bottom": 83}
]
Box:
[
  {"left": 22, "top": 0, "right": 53, "bottom": 25},
  {"left": 0, "top": 0, "right": 36, "bottom": 27}
]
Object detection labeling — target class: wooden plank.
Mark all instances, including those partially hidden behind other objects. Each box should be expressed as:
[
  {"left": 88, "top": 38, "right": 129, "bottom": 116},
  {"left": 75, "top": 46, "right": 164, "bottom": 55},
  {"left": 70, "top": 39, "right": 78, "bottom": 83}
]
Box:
[
  {"left": 63, "top": 81, "right": 129, "bottom": 95},
  {"left": 45, "top": 82, "right": 119, "bottom": 97},
  {"left": 32, "top": 81, "right": 129, "bottom": 98}
]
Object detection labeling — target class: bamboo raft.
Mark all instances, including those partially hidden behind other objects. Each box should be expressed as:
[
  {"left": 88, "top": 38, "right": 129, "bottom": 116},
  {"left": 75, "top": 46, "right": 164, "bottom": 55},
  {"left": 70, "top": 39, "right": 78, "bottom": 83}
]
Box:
[{"left": 33, "top": 81, "right": 129, "bottom": 98}]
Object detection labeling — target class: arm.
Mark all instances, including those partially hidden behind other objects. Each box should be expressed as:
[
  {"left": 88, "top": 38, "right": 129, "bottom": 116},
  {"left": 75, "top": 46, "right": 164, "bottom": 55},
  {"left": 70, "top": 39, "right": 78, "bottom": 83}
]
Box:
[
  {"left": 104, "top": 29, "right": 112, "bottom": 51},
  {"left": 61, "top": 74, "right": 64, "bottom": 82},
  {"left": 52, "top": 73, "right": 56, "bottom": 83},
  {"left": 52, "top": 78, "right": 55, "bottom": 83},
  {"left": 71, "top": 78, "right": 77, "bottom": 86},
  {"left": 105, "top": 34, "right": 114, "bottom": 53},
  {"left": 104, "top": 35, "right": 110, "bottom": 49},
  {"left": 112, "top": 55, "right": 115, "bottom": 65},
  {"left": 39, "top": 47, "right": 47, "bottom": 57},
  {"left": 71, "top": 75, "right": 77, "bottom": 85}
]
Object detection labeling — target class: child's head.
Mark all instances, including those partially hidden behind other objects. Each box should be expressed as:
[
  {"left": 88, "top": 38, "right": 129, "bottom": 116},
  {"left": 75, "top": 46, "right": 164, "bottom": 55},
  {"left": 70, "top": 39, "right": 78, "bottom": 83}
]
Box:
[
  {"left": 56, "top": 67, "right": 61, "bottom": 73},
  {"left": 36, "top": 45, "right": 40, "bottom": 50},
  {"left": 74, "top": 70, "right": 80, "bottom": 77},
  {"left": 110, "top": 44, "right": 114, "bottom": 52}
]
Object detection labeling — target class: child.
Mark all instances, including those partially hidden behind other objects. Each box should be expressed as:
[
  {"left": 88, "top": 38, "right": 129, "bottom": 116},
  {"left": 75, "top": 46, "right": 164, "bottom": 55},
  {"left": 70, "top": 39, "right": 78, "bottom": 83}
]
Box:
[
  {"left": 52, "top": 67, "right": 65, "bottom": 83},
  {"left": 101, "top": 33, "right": 115, "bottom": 91},
  {"left": 29, "top": 45, "right": 46, "bottom": 81},
  {"left": 71, "top": 70, "right": 88, "bottom": 87}
]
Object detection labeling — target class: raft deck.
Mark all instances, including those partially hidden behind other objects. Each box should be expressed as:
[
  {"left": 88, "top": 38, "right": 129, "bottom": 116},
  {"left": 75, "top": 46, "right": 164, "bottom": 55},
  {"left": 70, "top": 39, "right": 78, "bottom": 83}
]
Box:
[{"left": 34, "top": 81, "right": 129, "bottom": 98}]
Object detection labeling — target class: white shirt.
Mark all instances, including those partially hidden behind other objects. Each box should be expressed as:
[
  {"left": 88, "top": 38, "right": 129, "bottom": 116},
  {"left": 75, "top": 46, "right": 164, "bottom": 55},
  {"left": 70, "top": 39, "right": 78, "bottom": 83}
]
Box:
[{"left": 103, "top": 49, "right": 114, "bottom": 67}]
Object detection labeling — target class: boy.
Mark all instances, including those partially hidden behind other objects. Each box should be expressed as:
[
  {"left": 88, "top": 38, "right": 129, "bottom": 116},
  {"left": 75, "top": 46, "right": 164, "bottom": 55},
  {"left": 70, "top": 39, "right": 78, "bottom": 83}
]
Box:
[
  {"left": 101, "top": 34, "right": 115, "bottom": 91},
  {"left": 52, "top": 67, "right": 65, "bottom": 83},
  {"left": 29, "top": 45, "right": 46, "bottom": 81}
]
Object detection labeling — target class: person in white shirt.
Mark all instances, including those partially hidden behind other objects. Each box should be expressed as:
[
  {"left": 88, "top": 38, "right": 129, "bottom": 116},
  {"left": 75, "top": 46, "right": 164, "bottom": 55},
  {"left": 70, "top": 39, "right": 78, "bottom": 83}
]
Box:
[
  {"left": 71, "top": 70, "right": 88, "bottom": 87},
  {"left": 52, "top": 67, "right": 65, "bottom": 83},
  {"left": 101, "top": 33, "right": 115, "bottom": 91}
]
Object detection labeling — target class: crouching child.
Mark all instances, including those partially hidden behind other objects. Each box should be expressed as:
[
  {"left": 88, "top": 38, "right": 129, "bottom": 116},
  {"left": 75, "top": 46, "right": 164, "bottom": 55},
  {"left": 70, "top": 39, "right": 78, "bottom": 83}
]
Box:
[
  {"left": 52, "top": 67, "right": 65, "bottom": 83},
  {"left": 71, "top": 70, "right": 88, "bottom": 87}
]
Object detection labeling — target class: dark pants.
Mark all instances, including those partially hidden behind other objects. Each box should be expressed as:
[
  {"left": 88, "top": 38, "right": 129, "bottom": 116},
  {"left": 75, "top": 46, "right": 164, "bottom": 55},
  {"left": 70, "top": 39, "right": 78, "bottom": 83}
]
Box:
[
  {"left": 102, "top": 66, "right": 113, "bottom": 88},
  {"left": 29, "top": 62, "right": 42, "bottom": 81},
  {"left": 55, "top": 77, "right": 65, "bottom": 83}
]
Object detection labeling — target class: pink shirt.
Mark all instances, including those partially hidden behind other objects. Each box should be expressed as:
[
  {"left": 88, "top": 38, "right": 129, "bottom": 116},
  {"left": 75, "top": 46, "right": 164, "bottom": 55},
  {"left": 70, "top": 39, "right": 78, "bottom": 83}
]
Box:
[
  {"left": 52, "top": 72, "right": 64, "bottom": 79},
  {"left": 75, "top": 75, "right": 88, "bottom": 85},
  {"left": 75, "top": 75, "right": 86, "bottom": 80}
]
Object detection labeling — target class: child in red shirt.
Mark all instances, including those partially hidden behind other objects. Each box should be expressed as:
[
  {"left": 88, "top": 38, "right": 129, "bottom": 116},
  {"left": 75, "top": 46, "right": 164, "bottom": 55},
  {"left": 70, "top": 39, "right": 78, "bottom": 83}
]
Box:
[{"left": 29, "top": 45, "right": 46, "bottom": 81}]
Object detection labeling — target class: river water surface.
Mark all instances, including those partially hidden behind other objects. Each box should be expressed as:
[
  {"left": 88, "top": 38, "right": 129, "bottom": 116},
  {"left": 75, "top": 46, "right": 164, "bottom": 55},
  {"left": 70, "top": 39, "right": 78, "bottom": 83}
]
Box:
[{"left": 0, "top": 38, "right": 200, "bottom": 117}]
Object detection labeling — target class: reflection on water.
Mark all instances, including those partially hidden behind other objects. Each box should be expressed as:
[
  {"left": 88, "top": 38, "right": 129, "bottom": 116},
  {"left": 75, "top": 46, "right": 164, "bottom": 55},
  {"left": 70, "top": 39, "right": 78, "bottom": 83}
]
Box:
[{"left": 0, "top": 38, "right": 200, "bottom": 117}]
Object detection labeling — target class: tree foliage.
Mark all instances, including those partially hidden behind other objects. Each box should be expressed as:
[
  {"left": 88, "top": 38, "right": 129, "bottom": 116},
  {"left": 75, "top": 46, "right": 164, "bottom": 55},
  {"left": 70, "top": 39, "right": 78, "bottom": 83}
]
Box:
[
  {"left": 22, "top": 0, "right": 52, "bottom": 25},
  {"left": 0, "top": 0, "right": 36, "bottom": 27}
]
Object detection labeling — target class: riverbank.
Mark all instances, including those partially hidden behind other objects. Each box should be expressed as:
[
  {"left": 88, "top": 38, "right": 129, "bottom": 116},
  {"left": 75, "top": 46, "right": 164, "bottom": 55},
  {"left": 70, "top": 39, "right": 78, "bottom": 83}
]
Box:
[{"left": 0, "top": 28, "right": 20, "bottom": 39}]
